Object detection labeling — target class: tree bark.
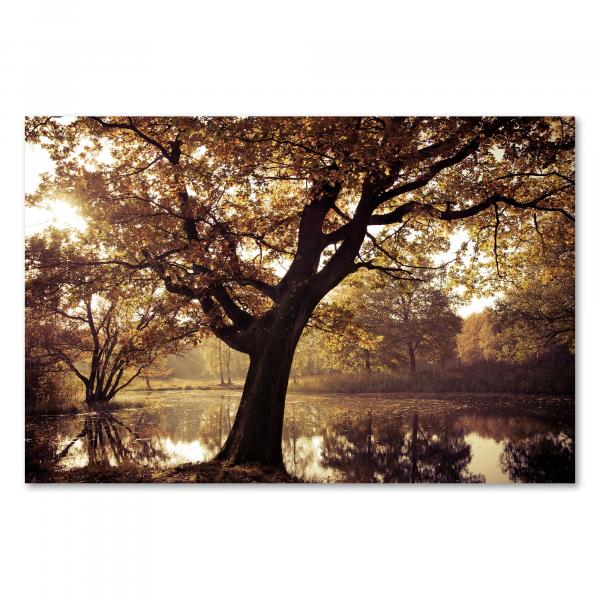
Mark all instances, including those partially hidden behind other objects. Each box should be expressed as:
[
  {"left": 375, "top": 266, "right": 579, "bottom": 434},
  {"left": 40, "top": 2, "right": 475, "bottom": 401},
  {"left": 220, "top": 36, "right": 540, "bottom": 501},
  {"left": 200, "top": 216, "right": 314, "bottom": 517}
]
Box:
[
  {"left": 215, "top": 315, "right": 303, "bottom": 470},
  {"left": 86, "top": 387, "right": 110, "bottom": 405},
  {"left": 83, "top": 364, "right": 134, "bottom": 405}
]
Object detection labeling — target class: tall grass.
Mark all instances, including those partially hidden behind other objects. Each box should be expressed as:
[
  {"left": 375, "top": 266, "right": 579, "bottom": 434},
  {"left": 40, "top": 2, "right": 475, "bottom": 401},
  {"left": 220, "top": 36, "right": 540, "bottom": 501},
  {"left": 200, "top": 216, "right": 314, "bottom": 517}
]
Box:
[{"left": 25, "top": 371, "right": 83, "bottom": 416}]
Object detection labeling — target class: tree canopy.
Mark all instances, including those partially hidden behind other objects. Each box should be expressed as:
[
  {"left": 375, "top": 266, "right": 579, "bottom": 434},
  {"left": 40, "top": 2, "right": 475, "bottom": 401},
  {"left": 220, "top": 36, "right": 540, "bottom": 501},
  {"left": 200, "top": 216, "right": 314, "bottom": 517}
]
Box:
[{"left": 26, "top": 117, "right": 574, "bottom": 351}]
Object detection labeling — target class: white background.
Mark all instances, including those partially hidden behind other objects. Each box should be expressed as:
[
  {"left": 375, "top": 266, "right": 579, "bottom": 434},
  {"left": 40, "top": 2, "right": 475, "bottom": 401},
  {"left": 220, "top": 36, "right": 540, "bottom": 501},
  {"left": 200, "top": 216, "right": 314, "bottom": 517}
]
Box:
[{"left": 1, "top": 2, "right": 598, "bottom": 598}]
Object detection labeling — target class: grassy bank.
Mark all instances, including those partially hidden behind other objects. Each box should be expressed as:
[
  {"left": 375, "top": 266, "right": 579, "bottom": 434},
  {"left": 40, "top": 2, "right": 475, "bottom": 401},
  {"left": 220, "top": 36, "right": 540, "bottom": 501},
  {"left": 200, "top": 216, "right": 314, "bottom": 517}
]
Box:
[
  {"left": 289, "top": 360, "right": 575, "bottom": 396},
  {"left": 26, "top": 355, "right": 573, "bottom": 417},
  {"left": 26, "top": 395, "right": 163, "bottom": 417},
  {"left": 26, "top": 378, "right": 244, "bottom": 416}
]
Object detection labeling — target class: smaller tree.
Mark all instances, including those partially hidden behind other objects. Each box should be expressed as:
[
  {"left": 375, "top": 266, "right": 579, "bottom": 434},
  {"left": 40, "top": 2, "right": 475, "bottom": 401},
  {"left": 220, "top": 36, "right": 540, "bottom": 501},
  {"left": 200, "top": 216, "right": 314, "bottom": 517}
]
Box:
[
  {"left": 492, "top": 273, "right": 574, "bottom": 359},
  {"left": 387, "top": 281, "right": 462, "bottom": 372},
  {"left": 310, "top": 301, "right": 381, "bottom": 374},
  {"left": 217, "top": 341, "right": 233, "bottom": 386},
  {"left": 329, "top": 273, "right": 461, "bottom": 373},
  {"left": 26, "top": 232, "right": 200, "bottom": 404}
]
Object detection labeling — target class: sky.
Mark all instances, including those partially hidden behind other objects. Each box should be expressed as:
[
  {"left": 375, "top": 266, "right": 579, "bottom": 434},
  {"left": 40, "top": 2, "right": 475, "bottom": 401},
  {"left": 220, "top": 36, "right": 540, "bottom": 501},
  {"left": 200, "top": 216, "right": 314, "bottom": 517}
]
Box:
[{"left": 24, "top": 139, "right": 495, "bottom": 318}]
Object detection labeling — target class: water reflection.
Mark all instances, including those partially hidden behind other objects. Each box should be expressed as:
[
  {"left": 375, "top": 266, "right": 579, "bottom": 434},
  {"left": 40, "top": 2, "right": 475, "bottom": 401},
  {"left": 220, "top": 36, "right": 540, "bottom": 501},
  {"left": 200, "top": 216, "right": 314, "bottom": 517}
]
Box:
[
  {"left": 25, "top": 392, "right": 575, "bottom": 483},
  {"left": 500, "top": 432, "right": 575, "bottom": 483},
  {"left": 61, "top": 411, "right": 168, "bottom": 468},
  {"left": 307, "top": 413, "right": 484, "bottom": 483}
]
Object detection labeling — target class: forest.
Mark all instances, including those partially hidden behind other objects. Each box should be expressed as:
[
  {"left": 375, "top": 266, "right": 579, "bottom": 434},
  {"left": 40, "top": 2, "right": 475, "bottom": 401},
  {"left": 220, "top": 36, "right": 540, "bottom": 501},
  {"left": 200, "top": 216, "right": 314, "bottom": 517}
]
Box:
[{"left": 25, "top": 116, "right": 575, "bottom": 483}]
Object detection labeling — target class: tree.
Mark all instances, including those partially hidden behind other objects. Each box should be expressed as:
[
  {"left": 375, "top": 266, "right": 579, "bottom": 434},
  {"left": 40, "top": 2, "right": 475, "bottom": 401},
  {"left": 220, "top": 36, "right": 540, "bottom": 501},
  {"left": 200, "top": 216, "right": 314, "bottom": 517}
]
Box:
[
  {"left": 394, "top": 282, "right": 461, "bottom": 372},
  {"left": 217, "top": 340, "right": 233, "bottom": 386},
  {"left": 457, "top": 310, "right": 501, "bottom": 364},
  {"left": 291, "top": 323, "right": 336, "bottom": 379},
  {"left": 320, "top": 273, "right": 460, "bottom": 373},
  {"left": 26, "top": 116, "right": 575, "bottom": 469},
  {"left": 142, "top": 358, "right": 174, "bottom": 390},
  {"left": 192, "top": 335, "right": 245, "bottom": 384},
  {"left": 492, "top": 230, "right": 575, "bottom": 358},
  {"left": 347, "top": 273, "right": 461, "bottom": 372},
  {"left": 26, "top": 231, "right": 200, "bottom": 404},
  {"left": 302, "top": 297, "right": 381, "bottom": 373}
]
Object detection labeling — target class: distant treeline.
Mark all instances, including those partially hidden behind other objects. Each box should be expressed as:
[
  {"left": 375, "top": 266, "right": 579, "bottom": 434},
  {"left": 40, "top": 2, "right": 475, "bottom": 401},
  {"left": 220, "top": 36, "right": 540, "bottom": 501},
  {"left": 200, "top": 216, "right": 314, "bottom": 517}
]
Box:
[
  {"left": 290, "top": 345, "right": 574, "bottom": 396},
  {"left": 166, "top": 323, "right": 574, "bottom": 395}
]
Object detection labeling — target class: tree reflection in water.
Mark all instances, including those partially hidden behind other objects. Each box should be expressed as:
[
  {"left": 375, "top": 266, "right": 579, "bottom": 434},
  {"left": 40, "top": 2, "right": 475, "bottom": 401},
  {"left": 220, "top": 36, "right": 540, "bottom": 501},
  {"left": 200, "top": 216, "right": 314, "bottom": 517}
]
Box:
[
  {"left": 320, "top": 412, "right": 485, "bottom": 483},
  {"left": 500, "top": 432, "right": 574, "bottom": 483},
  {"left": 57, "top": 410, "right": 169, "bottom": 468}
]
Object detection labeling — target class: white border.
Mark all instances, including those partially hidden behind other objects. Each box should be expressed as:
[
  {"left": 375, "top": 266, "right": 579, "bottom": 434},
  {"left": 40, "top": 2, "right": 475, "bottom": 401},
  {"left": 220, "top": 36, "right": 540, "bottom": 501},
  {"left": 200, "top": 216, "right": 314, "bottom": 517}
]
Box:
[{"left": 1, "top": 2, "right": 598, "bottom": 599}]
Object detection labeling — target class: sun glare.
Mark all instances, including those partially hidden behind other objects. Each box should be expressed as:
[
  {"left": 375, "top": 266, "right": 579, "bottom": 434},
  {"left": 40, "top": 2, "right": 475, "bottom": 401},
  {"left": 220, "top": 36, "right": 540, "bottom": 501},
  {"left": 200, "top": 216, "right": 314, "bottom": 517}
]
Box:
[{"left": 25, "top": 200, "right": 87, "bottom": 235}]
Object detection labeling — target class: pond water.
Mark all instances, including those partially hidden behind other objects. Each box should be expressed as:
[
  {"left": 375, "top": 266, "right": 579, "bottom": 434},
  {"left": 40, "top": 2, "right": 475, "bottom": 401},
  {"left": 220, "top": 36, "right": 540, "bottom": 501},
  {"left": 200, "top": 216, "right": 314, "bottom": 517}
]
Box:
[{"left": 25, "top": 391, "right": 575, "bottom": 483}]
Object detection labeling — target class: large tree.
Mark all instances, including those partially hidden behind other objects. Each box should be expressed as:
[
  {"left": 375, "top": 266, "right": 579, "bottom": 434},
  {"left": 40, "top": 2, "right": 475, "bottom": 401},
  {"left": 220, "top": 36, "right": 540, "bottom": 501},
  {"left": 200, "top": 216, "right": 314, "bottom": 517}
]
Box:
[{"left": 25, "top": 116, "right": 575, "bottom": 469}]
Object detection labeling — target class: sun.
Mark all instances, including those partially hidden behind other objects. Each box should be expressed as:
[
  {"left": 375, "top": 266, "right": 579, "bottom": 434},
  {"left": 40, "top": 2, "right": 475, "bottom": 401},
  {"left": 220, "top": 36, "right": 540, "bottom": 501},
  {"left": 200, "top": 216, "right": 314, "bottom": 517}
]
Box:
[
  {"left": 48, "top": 200, "right": 86, "bottom": 231},
  {"left": 25, "top": 199, "right": 87, "bottom": 235}
]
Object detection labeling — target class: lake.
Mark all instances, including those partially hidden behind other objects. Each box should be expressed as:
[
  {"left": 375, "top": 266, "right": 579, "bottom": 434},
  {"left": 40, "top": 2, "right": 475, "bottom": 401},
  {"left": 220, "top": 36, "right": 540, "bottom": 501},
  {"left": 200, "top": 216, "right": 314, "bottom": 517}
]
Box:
[{"left": 25, "top": 391, "right": 575, "bottom": 483}]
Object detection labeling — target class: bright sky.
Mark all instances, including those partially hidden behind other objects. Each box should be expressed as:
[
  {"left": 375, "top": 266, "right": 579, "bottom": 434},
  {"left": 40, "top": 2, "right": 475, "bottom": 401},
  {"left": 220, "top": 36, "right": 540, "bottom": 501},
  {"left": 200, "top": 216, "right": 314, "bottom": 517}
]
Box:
[
  {"left": 436, "top": 229, "right": 498, "bottom": 318},
  {"left": 25, "top": 143, "right": 87, "bottom": 234},
  {"left": 457, "top": 295, "right": 496, "bottom": 318},
  {"left": 24, "top": 139, "right": 495, "bottom": 318}
]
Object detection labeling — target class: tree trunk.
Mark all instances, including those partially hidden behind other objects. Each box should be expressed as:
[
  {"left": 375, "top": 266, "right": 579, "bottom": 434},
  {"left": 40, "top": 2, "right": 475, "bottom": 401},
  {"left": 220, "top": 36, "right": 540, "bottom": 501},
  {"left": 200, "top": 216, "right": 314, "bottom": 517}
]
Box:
[
  {"left": 85, "top": 385, "right": 109, "bottom": 405},
  {"left": 215, "top": 317, "right": 301, "bottom": 470},
  {"left": 408, "top": 344, "right": 416, "bottom": 373},
  {"left": 85, "top": 386, "right": 94, "bottom": 405},
  {"left": 226, "top": 346, "right": 232, "bottom": 386},
  {"left": 218, "top": 342, "right": 225, "bottom": 386}
]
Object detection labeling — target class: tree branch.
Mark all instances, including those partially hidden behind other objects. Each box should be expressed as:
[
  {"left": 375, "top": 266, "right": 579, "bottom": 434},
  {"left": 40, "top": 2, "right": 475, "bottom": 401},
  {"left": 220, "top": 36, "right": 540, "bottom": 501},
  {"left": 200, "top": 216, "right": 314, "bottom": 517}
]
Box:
[
  {"left": 370, "top": 186, "right": 574, "bottom": 226},
  {"left": 89, "top": 117, "right": 178, "bottom": 164}
]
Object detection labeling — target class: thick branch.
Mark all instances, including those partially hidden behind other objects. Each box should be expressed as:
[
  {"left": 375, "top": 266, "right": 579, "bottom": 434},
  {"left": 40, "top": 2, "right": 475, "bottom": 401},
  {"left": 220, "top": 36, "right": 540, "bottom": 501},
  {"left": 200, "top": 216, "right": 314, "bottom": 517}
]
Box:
[
  {"left": 370, "top": 187, "right": 574, "bottom": 226},
  {"left": 90, "top": 117, "right": 179, "bottom": 164},
  {"left": 49, "top": 347, "right": 89, "bottom": 386},
  {"left": 278, "top": 175, "right": 342, "bottom": 292},
  {"left": 209, "top": 283, "right": 255, "bottom": 329}
]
